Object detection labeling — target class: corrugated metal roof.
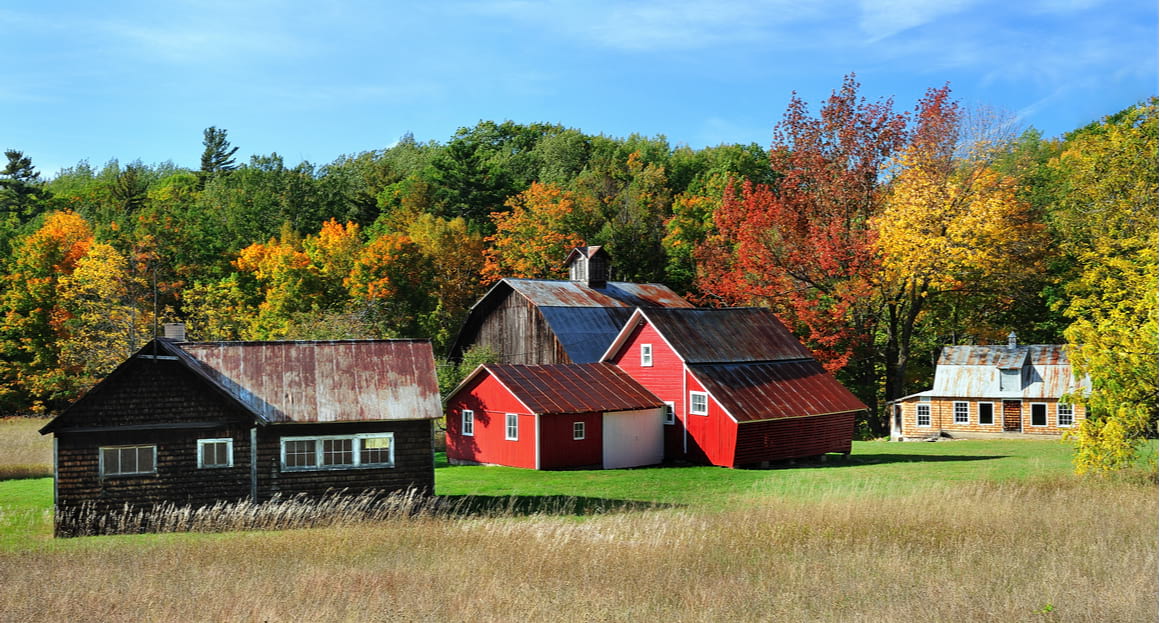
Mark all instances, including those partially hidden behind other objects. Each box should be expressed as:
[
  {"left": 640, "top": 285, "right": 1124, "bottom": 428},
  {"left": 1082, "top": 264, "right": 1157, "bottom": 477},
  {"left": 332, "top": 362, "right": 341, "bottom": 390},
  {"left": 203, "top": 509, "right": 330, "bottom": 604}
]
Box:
[
  {"left": 690, "top": 360, "right": 867, "bottom": 422},
  {"left": 938, "top": 345, "right": 1069, "bottom": 367},
  {"left": 929, "top": 359, "right": 1089, "bottom": 399},
  {"left": 178, "top": 340, "right": 442, "bottom": 423},
  {"left": 485, "top": 362, "right": 665, "bottom": 415},
  {"left": 505, "top": 279, "right": 694, "bottom": 309},
  {"left": 539, "top": 306, "right": 636, "bottom": 363},
  {"left": 642, "top": 308, "right": 813, "bottom": 364}
]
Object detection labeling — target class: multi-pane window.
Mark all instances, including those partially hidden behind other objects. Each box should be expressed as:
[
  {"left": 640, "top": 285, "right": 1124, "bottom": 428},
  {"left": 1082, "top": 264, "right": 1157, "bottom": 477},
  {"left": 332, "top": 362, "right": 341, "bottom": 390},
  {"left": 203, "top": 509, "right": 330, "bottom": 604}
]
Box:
[
  {"left": 1057, "top": 404, "right": 1074, "bottom": 428},
  {"left": 505, "top": 413, "right": 519, "bottom": 440},
  {"left": 1031, "top": 403, "right": 1048, "bottom": 427},
  {"left": 663, "top": 401, "right": 675, "bottom": 425},
  {"left": 978, "top": 402, "right": 995, "bottom": 426},
  {"left": 690, "top": 392, "right": 709, "bottom": 415},
  {"left": 462, "top": 410, "right": 475, "bottom": 436},
  {"left": 916, "top": 404, "right": 931, "bottom": 427},
  {"left": 280, "top": 434, "right": 393, "bottom": 470},
  {"left": 197, "top": 438, "right": 233, "bottom": 469},
  {"left": 953, "top": 402, "right": 969, "bottom": 425},
  {"left": 573, "top": 421, "right": 586, "bottom": 440},
  {"left": 100, "top": 445, "right": 156, "bottom": 477},
  {"left": 641, "top": 344, "right": 653, "bottom": 367}
]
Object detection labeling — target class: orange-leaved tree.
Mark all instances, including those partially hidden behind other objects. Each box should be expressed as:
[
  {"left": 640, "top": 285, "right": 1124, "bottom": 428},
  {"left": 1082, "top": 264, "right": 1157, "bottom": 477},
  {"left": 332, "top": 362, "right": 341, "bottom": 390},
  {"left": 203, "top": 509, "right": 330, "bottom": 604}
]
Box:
[{"left": 482, "top": 182, "right": 586, "bottom": 284}]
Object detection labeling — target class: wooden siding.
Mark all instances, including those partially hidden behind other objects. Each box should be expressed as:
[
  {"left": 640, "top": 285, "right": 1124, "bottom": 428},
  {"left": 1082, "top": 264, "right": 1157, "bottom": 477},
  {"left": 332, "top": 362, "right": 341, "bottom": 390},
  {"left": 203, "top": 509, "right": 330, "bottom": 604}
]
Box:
[
  {"left": 894, "top": 397, "right": 1085, "bottom": 438},
  {"left": 683, "top": 372, "right": 739, "bottom": 467},
  {"left": 733, "top": 413, "right": 855, "bottom": 466},
  {"left": 472, "top": 291, "right": 569, "bottom": 364},
  {"left": 539, "top": 412, "right": 602, "bottom": 469},
  {"left": 608, "top": 321, "right": 687, "bottom": 460},
  {"left": 446, "top": 373, "right": 538, "bottom": 469}
]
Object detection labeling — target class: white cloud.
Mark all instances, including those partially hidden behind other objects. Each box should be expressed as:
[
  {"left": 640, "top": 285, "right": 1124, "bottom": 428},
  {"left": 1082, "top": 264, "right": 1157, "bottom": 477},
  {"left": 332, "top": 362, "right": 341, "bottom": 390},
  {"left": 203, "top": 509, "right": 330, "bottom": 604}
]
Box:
[{"left": 856, "top": 0, "right": 978, "bottom": 42}]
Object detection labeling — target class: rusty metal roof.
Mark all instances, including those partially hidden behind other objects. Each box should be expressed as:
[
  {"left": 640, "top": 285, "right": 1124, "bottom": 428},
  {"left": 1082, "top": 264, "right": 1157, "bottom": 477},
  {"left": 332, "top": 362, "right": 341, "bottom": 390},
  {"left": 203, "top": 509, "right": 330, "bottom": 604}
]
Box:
[
  {"left": 638, "top": 308, "right": 813, "bottom": 364},
  {"left": 481, "top": 362, "right": 665, "bottom": 415},
  {"left": 937, "top": 345, "right": 1069, "bottom": 367},
  {"left": 505, "top": 278, "right": 693, "bottom": 309},
  {"left": 690, "top": 360, "right": 867, "bottom": 422},
  {"left": 177, "top": 340, "right": 442, "bottom": 423},
  {"left": 539, "top": 307, "right": 636, "bottom": 363}
]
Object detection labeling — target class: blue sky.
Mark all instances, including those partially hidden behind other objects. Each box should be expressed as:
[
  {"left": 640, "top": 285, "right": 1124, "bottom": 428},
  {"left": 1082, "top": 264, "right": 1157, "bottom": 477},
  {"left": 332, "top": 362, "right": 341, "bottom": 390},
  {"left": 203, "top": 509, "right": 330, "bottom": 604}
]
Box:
[{"left": 2, "top": 0, "right": 1156, "bottom": 176}]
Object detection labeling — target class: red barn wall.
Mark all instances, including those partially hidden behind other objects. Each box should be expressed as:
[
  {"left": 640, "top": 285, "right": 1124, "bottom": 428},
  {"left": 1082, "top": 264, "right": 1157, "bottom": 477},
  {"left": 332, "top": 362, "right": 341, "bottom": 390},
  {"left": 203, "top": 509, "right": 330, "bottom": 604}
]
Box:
[
  {"left": 446, "top": 373, "right": 537, "bottom": 469},
  {"left": 733, "top": 413, "right": 855, "bottom": 466},
  {"left": 539, "top": 412, "right": 602, "bottom": 469},
  {"left": 609, "top": 321, "right": 687, "bottom": 459},
  {"left": 683, "top": 372, "right": 738, "bottom": 467}
]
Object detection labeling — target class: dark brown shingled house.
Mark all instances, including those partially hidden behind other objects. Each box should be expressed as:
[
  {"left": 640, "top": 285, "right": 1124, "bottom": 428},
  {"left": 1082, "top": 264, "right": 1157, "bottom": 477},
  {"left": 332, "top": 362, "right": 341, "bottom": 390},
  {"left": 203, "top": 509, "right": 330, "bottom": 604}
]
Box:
[{"left": 40, "top": 335, "right": 442, "bottom": 535}]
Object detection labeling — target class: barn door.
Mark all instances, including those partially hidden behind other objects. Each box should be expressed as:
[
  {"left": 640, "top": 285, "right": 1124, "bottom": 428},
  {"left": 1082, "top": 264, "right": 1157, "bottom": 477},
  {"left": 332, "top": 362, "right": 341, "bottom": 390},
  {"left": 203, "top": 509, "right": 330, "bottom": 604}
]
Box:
[{"left": 1002, "top": 400, "right": 1022, "bottom": 432}]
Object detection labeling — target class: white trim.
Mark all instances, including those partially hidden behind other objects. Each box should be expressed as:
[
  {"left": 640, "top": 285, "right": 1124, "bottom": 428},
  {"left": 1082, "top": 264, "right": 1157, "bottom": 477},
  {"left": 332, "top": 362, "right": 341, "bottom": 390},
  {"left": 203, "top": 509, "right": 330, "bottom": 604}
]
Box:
[
  {"left": 689, "top": 391, "right": 709, "bottom": 416},
  {"left": 953, "top": 401, "right": 969, "bottom": 425},
  {"left": 687, "top": 369, "right": 739, "bottom": 423},
  {"left": 279, "top": 433, "right": 394, "bottom": 471},
  {"left": 663, "top": 401, "right": 675, "bottom": 425},
  {"left": 197, "top": 437, "right": 234, "bottom": 469},
  {"left": 640, "top": 343, "right": 653, "bottom": 367},
  {"left": 598, "top": 309, "right": 687, "bottom": 365},
  {"left": 99, "top": 444, "right": 157, "bottom": 477},
  {"left": 534, "top": 414, "right": 541, "bottom": 470},
  {"left": 1029, "top": 402, "right": 1049, "bottom": 427},
  {"left": 505, "top": 413, "right": 519, "bottom": 441},
  {"left": 977, "top": 401, "right": 996, "bottom": 426},
  {"left": 916, "top": 404, "right": 932, "bottom": 428},
  {"left": 1056, "top": 403, "right": 1074, "bottom": 428},
  {"left": 461, "top": 409, "right": 475, "bottom": 436},
  {"left": 573, "top": 421, "right": 586, "bottom": 440}
]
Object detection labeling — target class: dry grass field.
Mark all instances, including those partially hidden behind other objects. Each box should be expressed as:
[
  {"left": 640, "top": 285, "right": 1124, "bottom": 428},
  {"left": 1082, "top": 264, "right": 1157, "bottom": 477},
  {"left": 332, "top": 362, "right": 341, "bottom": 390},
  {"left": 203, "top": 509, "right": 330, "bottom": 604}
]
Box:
[
  {"left": 1, "top": 418, "right": 1156, "bottom": 622},
  {"left": 0, "top": 416, "right": 53, "bottom": 480}
]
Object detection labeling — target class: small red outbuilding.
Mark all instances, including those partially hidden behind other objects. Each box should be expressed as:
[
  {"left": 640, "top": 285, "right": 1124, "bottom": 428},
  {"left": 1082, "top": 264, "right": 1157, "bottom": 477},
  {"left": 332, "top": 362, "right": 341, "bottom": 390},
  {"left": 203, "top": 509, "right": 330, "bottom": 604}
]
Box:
[{"left": 445, "top": 363, "right": 665, "bottom": 470}]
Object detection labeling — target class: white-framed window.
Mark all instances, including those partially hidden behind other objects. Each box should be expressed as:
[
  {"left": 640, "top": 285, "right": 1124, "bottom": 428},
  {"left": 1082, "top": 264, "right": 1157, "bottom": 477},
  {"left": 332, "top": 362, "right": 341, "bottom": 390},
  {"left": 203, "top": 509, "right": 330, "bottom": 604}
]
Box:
[
  {"left": 462, "top": 410, "right": 475, "bottom": 436},
  {"left": 573, "top": 421, "right": 586, "bottom": 440},
  {"left": 505, "top": 413, "right": 519, "bottom": 440},
  {"left": 916, "top": 404, "right": 931, "bottom": 427},
  {"left": 100, "top": 445, "right": 156, "bottom": 477},
  {"left": 641, "top": 343, "right": 653, "bottom": 367},
  {"left": 1057, "top": 403, "right": 1074, "bottom": 428},
  {"left": 953, "top": 401, "right": 969, "bottom": 425},
  {"left": 197, "top": 438, "right": 233, "bottom": 469},
  {"left": 280, "top": 433, "right": 394, "bottom": 471},
  {"left": 663, "top": 401, "right": 675, "bottom": 425},
  {"left": 1030, "top": 403, "right": 1048, "bottom": 427},
  {"left": 978, "top": 402, "right": 995, "bottom": 426},
  {"left": 690, "top": 391, "right": 709, "bottom": 416}
]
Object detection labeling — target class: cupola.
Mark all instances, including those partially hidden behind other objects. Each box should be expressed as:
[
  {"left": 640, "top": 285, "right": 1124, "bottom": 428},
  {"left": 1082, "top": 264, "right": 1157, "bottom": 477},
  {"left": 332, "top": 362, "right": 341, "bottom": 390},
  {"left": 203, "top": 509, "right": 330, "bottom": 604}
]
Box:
[{"left": 565, "top": 246, "right": 610, "bottom": 289}]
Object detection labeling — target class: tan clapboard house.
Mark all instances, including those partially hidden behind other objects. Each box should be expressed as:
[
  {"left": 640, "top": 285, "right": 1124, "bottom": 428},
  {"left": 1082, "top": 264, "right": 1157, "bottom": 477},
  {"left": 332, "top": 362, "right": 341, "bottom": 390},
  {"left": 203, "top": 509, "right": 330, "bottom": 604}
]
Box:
[{"left": 889, "top": 333, "right": 1089, "bottom": 440}]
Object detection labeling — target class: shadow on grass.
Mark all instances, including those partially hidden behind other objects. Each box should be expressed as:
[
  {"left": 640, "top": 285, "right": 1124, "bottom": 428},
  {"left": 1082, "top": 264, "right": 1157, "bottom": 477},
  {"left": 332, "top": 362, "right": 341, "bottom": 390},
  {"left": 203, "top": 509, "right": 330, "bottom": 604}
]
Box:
[
  {"left": 436, "top": 494, "right": 678, "bottom": 517},
  {"left": 740, "top": 453, "right": 1009, "bottom": 470},
  {"left": 0, "top": 468, "right": 52, "bottom": 481}
]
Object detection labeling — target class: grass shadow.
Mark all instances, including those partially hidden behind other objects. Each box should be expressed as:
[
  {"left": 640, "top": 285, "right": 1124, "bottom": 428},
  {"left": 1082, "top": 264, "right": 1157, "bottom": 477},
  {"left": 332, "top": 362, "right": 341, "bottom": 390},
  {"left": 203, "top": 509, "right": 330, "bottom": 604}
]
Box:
[
  {"left": 436, "top": 494, "right": 678, "bottom": 517},
  {"left": 739, "top": 453, "right": 1009, "bottom": 470}
]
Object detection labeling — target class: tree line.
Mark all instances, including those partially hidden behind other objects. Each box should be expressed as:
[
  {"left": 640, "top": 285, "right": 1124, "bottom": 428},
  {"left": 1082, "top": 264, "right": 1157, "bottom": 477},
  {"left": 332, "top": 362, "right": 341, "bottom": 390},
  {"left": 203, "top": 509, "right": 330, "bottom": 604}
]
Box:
[{"left": 1, "top": 76, "right": 1154, "bottom": 470}]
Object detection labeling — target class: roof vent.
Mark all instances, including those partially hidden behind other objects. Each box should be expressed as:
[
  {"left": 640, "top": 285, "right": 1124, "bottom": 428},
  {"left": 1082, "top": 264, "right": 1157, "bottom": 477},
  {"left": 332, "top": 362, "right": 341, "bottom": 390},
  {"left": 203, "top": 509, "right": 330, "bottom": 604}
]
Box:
[
  {"left": 163, "top": 323, "right": 186, "bottom": 342},
  {"left": 1007, "top": 331, "right": 1017, "bottom": 349}
]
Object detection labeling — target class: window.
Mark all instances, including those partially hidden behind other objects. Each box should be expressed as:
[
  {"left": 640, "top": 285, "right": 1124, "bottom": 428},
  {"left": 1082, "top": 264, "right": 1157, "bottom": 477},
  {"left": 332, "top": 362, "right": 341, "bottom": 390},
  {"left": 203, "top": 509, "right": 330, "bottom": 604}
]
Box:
[
  {"left": 197, "top": 438, "right": 233, "bottom": 469},
  {"left": 978, "top": 402, "right": 995, "bottom": 426},
  {"left": 505, "top": 413, "right": 519, "bottom": 440},
  {"left": 663, "top": 401, "right": 675, "bottom": 425},
  {"left": 953, "top": 401, "right": 969, "bottom": 425},
  {"left": 573, "top": 421, "right": 586, "bottom": 440},
  {"left": 916, "top": 404, "right": 931, "bottom": 427},
  {"left": 1031, "top": 403, "right": 1047, "bottom": 427},
  {"left": 1057, "top": 403, "right": 1074, "bottom": 428},
  {"left": 100, "top": 445, "right": 156, "bottom": 477},
  {"left": 280, "top": 434, "right": 393, "bottom": 471},
  {"left": 462, "top": 410, "right": 474, "bottom": 436},
  {"left": 640, "top": 343, "right": 653, "bottom": 367},
  {"left": 690, "top": 391, "right": 709, "bottom": 415}
]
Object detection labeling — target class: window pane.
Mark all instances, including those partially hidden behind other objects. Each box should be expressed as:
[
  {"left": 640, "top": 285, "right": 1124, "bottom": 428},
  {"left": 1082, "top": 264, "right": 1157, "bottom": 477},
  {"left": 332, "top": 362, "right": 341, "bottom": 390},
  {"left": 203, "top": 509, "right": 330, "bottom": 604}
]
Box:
[
  {"left": 102, "top": 448, "right": 119, "bottom": 475},
  {"left": 360, "top": 436, "right": 392, "bottom": 465},
  {"left": 979, "top": 403, "right": 994, "bottom": 425},
  {"left": 323, "top": 438, "right": 354, "bottom": 465},
  {"left": 917, "top": 405, "right": 931, "bottom": 427},
  {"left": 137, "top": 446, "right": 154, "bottom": 473},
  {"left": 1032, "top": 404, "right": 1047, "bottom": 426},
  {"left": 285, "top": 440, "right": 317, "bottom": 467},
  {"left": 954, "top": 402, "right": 968, "bottom": 424},
  {"left": 120, "top": 447, "right": 138, "bottom": 473}
]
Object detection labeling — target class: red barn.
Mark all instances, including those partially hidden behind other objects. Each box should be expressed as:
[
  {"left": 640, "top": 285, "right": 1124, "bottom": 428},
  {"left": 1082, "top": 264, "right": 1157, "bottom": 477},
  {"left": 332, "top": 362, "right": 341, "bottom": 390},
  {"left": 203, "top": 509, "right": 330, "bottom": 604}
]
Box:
[
  {"left": 445, "top": 363, "right": 665, "bottom": 469},
  {"left": 601, "top": 308, "right": 867, "bottom": 467}
]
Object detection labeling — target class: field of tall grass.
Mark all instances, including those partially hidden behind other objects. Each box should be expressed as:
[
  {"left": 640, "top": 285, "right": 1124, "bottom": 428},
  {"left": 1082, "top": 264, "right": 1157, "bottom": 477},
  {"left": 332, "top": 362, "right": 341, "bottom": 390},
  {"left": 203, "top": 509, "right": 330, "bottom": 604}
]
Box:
[{"left": 1, "top": 417, "right": 1156, "bottom": 622}]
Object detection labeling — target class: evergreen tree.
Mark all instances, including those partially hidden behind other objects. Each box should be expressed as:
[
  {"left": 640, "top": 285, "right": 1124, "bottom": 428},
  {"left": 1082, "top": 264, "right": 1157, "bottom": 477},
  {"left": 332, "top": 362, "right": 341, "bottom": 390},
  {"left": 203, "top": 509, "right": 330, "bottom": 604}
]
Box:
[{"left": 199, "top": 126, "right": 239, "bottom": 187}]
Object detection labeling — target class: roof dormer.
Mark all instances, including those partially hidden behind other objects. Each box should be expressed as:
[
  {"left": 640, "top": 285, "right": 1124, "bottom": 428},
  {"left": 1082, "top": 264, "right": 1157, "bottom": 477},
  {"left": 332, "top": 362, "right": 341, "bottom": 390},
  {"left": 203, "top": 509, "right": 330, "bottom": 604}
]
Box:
[{"left": 565, "top": 246, "right": 609, "bottom": 289}]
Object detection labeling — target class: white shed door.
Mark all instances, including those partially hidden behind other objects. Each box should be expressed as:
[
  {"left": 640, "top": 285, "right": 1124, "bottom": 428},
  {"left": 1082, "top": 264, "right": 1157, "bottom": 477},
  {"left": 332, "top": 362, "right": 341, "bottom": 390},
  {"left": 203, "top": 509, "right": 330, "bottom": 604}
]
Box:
[{"left": 602, "top": 408, "right": 664, "bottom": 469}]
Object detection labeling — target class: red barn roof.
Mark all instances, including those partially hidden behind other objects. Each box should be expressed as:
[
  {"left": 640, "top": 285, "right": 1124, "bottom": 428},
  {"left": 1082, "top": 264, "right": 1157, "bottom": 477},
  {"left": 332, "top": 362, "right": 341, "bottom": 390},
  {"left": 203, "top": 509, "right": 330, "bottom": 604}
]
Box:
[
  {"left": 690, "top": 360, "right": 868, "bottom": 422},
  {"left": 603, "top": 307, "right": 813, "bottom": 364},
  {"left": 464, "top": 362, "right": 664, "bottom": 416}
]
